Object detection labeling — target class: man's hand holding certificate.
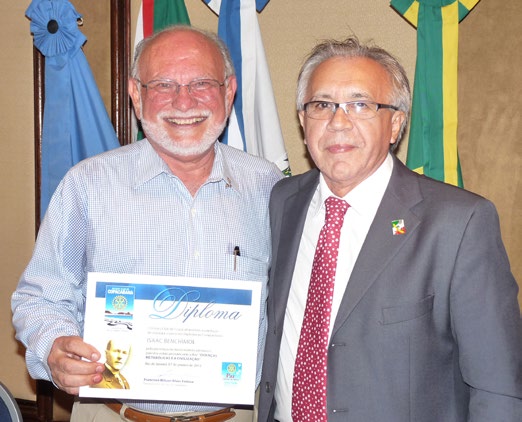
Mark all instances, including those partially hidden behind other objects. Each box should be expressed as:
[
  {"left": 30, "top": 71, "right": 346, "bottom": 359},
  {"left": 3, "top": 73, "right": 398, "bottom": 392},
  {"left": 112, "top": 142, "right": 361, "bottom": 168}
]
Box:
[{"left": 80, "top": 272, "right": 261, "bottom": 405}]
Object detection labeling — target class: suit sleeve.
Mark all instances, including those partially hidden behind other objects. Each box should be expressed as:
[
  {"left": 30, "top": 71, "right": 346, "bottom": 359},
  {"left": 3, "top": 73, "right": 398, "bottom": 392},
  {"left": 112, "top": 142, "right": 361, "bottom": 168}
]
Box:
[{"left": 449, "top": 199, "right": 522, "bottom": 420}]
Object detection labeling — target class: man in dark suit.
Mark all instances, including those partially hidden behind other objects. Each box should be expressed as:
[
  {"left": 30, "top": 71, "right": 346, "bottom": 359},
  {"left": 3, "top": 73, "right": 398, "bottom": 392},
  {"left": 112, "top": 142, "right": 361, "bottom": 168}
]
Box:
[
  {"left": 91, "top": 339, "right": 130, "bottom": 389},
  {"left": 258, "top": 37, "right": 522, "bottom": 421}
]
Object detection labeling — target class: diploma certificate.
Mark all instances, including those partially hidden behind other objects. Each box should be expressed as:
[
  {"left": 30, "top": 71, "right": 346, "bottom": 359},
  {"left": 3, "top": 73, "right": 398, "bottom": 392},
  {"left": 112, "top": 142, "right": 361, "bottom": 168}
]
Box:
[{"left": 80, "top": 272, "right": 262, "bottom": 405}]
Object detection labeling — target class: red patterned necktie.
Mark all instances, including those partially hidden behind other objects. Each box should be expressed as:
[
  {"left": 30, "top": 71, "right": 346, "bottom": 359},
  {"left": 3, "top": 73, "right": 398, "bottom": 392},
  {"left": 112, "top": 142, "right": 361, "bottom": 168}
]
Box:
[{"left": 292, "top": 196, "right": 349, "bottom": 421}]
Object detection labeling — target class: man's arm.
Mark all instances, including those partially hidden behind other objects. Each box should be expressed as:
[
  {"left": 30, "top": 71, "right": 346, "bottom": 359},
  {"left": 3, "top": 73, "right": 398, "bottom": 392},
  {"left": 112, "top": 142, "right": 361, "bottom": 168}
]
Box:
[
  {"left": 11, "top": 175, "right": 103, "bottom": 390},
  {"left": 450, "top": 199, "right": 522, "bottom": 420}
]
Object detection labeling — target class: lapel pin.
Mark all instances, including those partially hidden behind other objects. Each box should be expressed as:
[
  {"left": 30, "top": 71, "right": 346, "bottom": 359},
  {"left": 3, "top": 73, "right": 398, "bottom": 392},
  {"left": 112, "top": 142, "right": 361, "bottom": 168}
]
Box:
[{"left": 392, "top": 219, "right": 406, "bottom": 235}]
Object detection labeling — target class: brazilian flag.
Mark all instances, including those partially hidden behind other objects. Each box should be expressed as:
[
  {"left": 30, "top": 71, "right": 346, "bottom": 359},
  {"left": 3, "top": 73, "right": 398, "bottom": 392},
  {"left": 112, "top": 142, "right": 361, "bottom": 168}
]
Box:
[{"left": 391, "top": 0, "right": 481, "bottom": 187}]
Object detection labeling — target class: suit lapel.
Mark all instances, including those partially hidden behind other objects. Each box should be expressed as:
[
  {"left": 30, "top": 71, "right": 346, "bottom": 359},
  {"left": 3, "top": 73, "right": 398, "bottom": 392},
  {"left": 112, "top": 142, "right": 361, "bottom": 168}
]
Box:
[
  {"left": 332, "top": 158, "right": 424, "bottom": 335},
  {"left": 272, "top": 171, "right": 319, "bottom": 328}
]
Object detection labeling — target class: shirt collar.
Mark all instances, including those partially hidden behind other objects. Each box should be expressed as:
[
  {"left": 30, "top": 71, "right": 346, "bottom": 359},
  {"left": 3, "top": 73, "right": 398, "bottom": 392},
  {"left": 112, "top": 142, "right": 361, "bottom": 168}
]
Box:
[
  {"left": 134, "top": 139, "right": 172, "bottom": 186},
  {"left": 206, "top": 142, "right": 239, "bottom": 192},
  {"left": 313, "top": 153, "right": 394, "bottom": 217},
  {"left": 345, "top": 153, "right": 393, "bottom": 217},
  {"left": 133, "top": 140, "right": 239, "bottom": 193}
]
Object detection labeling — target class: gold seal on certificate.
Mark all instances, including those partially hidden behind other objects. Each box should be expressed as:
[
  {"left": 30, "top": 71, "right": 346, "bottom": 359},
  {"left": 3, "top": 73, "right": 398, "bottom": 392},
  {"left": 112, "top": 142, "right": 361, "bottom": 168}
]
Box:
[{"left": 80, "top": 272, "right": 261, "bottom": 405}]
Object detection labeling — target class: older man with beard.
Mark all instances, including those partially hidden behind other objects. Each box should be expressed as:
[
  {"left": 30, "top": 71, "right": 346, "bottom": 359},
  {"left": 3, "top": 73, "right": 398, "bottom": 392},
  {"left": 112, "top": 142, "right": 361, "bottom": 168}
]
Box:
[{"left": 12, "top": 26, "right": 283, "bottom": 422}]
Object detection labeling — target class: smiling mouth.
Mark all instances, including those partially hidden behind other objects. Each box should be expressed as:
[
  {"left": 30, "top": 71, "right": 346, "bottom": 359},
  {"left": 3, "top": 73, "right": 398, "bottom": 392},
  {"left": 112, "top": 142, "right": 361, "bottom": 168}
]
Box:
[{"left": 166, "top": 116, "right": 207, "bottom": 125}]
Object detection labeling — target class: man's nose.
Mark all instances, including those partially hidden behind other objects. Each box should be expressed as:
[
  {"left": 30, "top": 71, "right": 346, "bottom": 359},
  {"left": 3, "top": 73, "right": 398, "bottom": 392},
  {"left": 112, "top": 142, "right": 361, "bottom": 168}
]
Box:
[
  {"left": 327, "top": 106, "right": 355, "bottom": 130},
  {"left": 171, "top": 85, "right": 198, "bottom": 109}
]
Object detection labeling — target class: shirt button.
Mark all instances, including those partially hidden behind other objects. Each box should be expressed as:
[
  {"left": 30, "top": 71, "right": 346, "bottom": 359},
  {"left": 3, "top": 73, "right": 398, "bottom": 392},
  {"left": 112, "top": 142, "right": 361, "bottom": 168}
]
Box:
[{"left": 194, "top": 250, "right": 200, "bottom": 259}]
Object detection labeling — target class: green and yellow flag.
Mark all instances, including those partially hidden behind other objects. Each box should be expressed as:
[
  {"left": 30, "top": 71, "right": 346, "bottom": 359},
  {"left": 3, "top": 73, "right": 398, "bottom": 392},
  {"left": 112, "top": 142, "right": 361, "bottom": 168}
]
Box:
[{"left": 391, "top": 0, "right": 481, "bottom": 187}]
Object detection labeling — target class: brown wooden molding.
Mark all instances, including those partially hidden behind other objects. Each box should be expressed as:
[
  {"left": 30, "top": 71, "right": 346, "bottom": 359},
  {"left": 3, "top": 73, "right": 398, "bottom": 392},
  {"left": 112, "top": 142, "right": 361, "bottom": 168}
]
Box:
[
  {"left": 33, "top": 46, "right": 44, "bottom": 230},
  {"left": 111, "top": 0, "right": 132, "bottom": 146}
]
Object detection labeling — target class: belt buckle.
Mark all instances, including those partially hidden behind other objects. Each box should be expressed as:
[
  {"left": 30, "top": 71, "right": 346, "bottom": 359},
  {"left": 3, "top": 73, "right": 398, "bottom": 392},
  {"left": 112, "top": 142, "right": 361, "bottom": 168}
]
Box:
[{"left": 170, "top": 416, "right": 195, "bottom": 422}]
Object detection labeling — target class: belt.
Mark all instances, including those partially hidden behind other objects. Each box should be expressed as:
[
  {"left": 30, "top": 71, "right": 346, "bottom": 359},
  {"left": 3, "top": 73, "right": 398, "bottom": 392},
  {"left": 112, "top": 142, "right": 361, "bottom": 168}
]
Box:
[{"left": 105, "top": 402, "right": 236, "bottom": 422}]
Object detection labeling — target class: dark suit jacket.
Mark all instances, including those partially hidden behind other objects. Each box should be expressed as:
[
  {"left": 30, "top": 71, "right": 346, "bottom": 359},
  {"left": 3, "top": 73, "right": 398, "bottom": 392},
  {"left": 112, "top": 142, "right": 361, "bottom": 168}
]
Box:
[
  {"left": 90, "top": 366, "right": 130, "bottom": 389},
  {"left": 258, "top": 156, "right": 522, "bottom": 421}
]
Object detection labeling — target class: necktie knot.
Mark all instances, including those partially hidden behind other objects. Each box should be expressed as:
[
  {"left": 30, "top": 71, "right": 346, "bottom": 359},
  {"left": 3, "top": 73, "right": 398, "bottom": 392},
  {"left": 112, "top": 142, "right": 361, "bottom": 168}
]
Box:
[{"left": 325, "top": 196, "right": 349, "bottom": 225}]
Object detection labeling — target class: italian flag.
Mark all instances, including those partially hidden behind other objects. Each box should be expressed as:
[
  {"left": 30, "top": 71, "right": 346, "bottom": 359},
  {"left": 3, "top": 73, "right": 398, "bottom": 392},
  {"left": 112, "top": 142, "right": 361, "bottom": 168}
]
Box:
[{"left": 135, "top": 0, "right": 190, "bottom": 41}]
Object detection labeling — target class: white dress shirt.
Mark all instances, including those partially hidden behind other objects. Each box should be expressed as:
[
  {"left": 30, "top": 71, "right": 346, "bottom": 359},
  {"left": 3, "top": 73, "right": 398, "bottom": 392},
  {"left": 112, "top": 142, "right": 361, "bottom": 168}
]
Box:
[{"left": 274, "top": 154, "right": 394, "bottom": 422}]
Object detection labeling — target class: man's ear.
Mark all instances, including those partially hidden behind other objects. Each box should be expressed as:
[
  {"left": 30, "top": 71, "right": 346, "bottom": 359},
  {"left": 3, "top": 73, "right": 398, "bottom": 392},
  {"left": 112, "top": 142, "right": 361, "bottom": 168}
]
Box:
[
  {"left": 390, "top": 110, "right": 406, "bottom": 145},
  {"left": 298, "top": 110, "right": 308, "bottom": 144},
  {"left": 298, "top": 110, "right": 306, "bottom": 128},
  {"left": 128, "top": 78, "right": 142, "bottom": 120},
  {"left": 225, "top": 76, "right": 238, "bottom": 116}
]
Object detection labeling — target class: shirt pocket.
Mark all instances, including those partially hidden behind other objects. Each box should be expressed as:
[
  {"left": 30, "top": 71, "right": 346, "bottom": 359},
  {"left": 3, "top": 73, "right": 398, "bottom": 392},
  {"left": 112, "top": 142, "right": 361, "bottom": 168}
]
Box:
[
  {"left": 381, "top": 294, "right": 434, "bottom": 325},
  {"left": 223, "top": 253, "right": 269, "bottom": 282}
]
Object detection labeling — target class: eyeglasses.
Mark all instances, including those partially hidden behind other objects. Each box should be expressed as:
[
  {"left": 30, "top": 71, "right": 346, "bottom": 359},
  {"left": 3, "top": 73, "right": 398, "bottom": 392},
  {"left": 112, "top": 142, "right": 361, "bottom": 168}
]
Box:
[
  {"left": 303, "top": 100, "right": 399, "bottom": 120},
  {"left": 136, "top": 78, "right": 226, "bottom": 102}
]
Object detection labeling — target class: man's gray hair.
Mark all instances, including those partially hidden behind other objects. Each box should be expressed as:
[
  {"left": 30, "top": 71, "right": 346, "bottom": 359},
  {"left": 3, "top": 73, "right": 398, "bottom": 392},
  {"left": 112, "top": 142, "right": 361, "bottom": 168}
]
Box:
[
  {"left": 296, "top": 36, "right": 411, "bottom": 145},
  {"left": 130, "top": 25, "right": 235, "bottom": 81}
]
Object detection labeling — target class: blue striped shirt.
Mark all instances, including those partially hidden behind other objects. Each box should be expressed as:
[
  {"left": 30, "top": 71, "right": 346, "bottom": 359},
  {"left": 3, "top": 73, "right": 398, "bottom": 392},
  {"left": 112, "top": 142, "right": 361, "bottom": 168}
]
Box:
[{"left": 12, "top": 139, "right": 283, "bottom": 413}]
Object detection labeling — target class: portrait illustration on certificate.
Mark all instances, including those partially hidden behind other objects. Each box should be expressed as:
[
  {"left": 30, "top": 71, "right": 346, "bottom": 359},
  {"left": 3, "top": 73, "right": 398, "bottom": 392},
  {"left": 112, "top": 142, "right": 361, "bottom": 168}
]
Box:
[{"left": 91, "top": 338, "right": 132, "bottom": 389}]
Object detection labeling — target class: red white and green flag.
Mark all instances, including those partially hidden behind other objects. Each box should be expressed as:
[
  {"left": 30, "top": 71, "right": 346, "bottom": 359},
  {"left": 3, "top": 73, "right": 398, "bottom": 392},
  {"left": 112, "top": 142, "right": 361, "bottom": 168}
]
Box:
[
  {"left": 391, "top": 0, "right": 481, "bottom": 187},
  {"left": 135, "top": 0, "right": 190, "bottom": 41}
]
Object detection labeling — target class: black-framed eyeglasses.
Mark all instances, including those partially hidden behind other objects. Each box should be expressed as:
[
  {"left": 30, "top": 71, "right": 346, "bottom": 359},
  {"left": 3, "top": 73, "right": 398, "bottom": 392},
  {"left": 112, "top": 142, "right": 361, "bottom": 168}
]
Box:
[
  {"left": 136, "top": 78, "right": 226, "bottom": 102},
  {"left": 303, "top": 100, "right": 399, "bottom": 120}
]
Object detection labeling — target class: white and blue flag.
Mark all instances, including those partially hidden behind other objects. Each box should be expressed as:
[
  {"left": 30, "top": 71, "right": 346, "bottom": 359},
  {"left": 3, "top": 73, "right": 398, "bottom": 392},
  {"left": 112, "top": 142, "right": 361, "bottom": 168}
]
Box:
[
  {"left": 26, "top": 0, "right": 120, "bottom": 219},
  {"left": 203, "top": 0, "right": 291, "bottom": 175}
]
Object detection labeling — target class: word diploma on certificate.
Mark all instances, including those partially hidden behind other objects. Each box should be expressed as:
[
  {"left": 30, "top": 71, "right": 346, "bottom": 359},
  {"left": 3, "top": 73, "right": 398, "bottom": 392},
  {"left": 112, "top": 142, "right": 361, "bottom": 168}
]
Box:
[{"left": 80, "top": 272, "right": 262, "bottom": 405}]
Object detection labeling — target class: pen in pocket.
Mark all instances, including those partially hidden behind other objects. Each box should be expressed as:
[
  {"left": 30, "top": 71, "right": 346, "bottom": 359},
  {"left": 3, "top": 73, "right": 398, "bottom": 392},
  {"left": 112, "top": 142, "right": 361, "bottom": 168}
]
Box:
[{"left": 233, "top": 246, "right": 241, "bottom": 271}]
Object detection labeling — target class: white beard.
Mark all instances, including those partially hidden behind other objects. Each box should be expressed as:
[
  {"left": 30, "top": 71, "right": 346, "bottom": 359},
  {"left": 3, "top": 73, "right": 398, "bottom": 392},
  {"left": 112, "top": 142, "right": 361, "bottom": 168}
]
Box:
[
  {"left": 142, "top": 118, "right": 224, "bottom": 157},
  {"left": 140, "top": 95, "right": 229, "bottom": 158}
]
